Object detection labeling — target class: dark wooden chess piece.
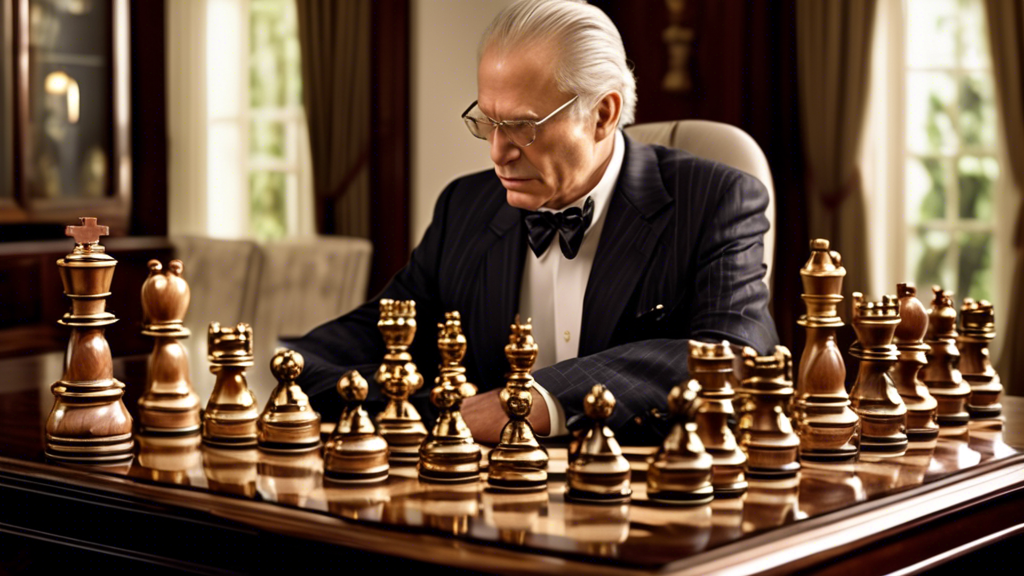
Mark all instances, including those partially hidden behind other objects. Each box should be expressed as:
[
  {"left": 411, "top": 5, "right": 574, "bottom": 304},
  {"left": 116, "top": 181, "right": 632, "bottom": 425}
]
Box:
[
  {"left": 792, "top": 239, "right": 860, "bottom": 465},
  {"left": 138, "top": 259, "right": 201, "bottom": 435},
  {"left": 324, "top": 370, "right": 389, "bottom": 483},
  {"left": 374, "top": 299, "right": 427, "bottom": 463},
  {"left": 690, "top": 341, "right": 747, "bottom": 497},
  {"left": 257, "top": 349, "right": 322, "bottom": 452},
  {"left": 737, "top": 346, "right": 801, "bottom": 479},
  {"left": 892, "top": 283, "right": 939, "bottom": 454},
  {"left": 419, "top": 311, "right": 482, "bottom": 483},
  {"left": 487, "top": 315, "right": 549, "bottom": 492},
  {"left": 921, "top": 287, "right": 971, "bottom": 435},
  {"left": 959, "top": 299, "right": 1002, "bottom": 429},
  {"left": 45, "top": 217, "right": 134, "bottom": 463},
  {"left": 565, "top": 384, "right": 632, "bottom": 503},
  {"left": 203, "top": 322, "right": 260, "bottom": 447},
  {"left": 647, "top": 379, "right": 714, "bottom": 505},
  {"left": 849, "top": 293, "right": 908, "bottom": 460}
]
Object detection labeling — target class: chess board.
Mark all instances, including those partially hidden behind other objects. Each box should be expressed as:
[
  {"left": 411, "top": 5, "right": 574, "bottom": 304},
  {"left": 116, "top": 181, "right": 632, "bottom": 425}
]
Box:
[{"left": 1, "top": 352, "right": 1022, "bottom": 574}]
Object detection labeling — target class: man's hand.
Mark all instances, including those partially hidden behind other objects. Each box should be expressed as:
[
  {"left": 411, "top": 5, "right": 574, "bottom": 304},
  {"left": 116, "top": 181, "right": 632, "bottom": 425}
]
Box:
[{"left": 461, "top": 387, "right": 550, "bottom": 445}]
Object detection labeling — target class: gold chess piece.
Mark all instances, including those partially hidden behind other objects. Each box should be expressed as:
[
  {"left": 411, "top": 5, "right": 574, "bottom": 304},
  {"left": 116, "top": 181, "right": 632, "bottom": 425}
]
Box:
[
  {"left": 565, "top": 384, "right": 632, "bottom": 503},
  {"left": 737, "top": 346, "right": 801, "bottom": 479},
  {"left": 959, "top": 299, "right": 1003, "bottom": 429},
  {"left": 487, "top": 315, "right": 549, "bottom": 492},
  {"left": 647, "top": 379, "right": 714, "bottom": 505},
  {"left": 690, "top": 341, "right": 747, "bottom": 498},
  {"left": 374, "top": 299, "right": 427, "bottom": 463},
  {"left": 324, "top": 370, "right": 389, "bottom": 483},
  {"left": 419, "top": 311, "right": 482, "bottom": 483},
  {"left": 203, "top": 322, "right": 260, "bottom": 447},
  {"left": 791, "top": 239, "right": 859, "bottom": 465},
  {"left": 849, "top": 293, "right": 907, "bottom": 460},
  {"left": 257, "top": 349, "right": 322, "bottom": 452},
  {"left": 138, "top": 259, "right": 202, "bottom": 435},
  {"left": 921, "top": 287, "right": 971, "bottom": 435},
  {"left": 892, "top": 283, "right": 939, "bottom": 454},
  {"left": 45, "top": 217, "right": 134, "bottom": 463}
]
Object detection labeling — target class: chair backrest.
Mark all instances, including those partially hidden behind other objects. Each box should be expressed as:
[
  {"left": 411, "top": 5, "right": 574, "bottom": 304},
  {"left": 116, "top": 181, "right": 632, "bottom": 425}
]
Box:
[{"left": 624, "top": 120, "right": 776, "bottom": 288}]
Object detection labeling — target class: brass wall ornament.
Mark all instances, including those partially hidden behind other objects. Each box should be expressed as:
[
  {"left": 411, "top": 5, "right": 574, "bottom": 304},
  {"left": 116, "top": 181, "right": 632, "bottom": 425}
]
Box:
[
  {"left": 690, "top": 341, "right": 747, "bottom": 497},
  {"left": 849, "top": 293, "right": 908, "bottom": 460},
  {"left": 202, "top": 322, "right": 260, "bottom": 447},
  {"left": 921, "top": 287, "right": 971, "bottom": 435},
  {"left": 45, "top": 217, "right": 134, "bottom": 463},
  {"left": 566, "top": 384, "right": 632, "bottom": 503},
  {"left": 487, "top": 315, "right": 549, "bottom": 492},
  {"left": 958, "top": 299, "right": 1002, "bottom": 428},
  {"left": 257, "top": 349, "right": 322, "bottom": 452},
  {"left": 138, "top": 259, "right": 201, "bottom": 435},
  {"left": 419, "top": 311, "right": 482, "bottom": 483},
  {"left": 647, "top": 379, "right": 713, "bottom": 505},
  {"left": 661, "top": 0, "right": 694, "bottom": 93},
  {"left": 737, "top": 346, "right": 801, "bottom": 480},
  {"left": 792, "top": 239, "right": 859, "bottom": 465},
  {"left": 374, "top": 299, "right": 427, "bottom": 463},
  {"left": 324, "top": 370, "right": 389, "bottom": 483},
  {"left": 892, "top": 283, "right": 939, "bottom": 454}
]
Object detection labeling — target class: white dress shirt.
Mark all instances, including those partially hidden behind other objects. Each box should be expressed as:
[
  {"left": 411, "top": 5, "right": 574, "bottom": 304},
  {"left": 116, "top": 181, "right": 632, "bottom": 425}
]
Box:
[{"left": 519, "top": 130, "right": 626, "bottom": 437}]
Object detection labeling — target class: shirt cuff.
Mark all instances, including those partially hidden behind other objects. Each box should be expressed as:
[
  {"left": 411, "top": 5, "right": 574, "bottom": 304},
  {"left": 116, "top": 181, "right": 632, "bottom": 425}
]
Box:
[{"left": 532, "top": 381, "right": 568, "bottom": 437}]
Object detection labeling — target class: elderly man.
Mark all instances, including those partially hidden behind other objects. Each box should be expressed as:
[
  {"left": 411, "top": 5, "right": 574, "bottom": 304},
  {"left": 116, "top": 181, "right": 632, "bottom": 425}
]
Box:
[{"left": 285, "top": 0, "right": 777, "bottom": 443}]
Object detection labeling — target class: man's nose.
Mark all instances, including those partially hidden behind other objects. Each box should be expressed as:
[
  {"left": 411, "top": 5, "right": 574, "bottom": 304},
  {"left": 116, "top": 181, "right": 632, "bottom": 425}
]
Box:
[{"left": 489, "top": 126, "right": 521, "bottom": 166}]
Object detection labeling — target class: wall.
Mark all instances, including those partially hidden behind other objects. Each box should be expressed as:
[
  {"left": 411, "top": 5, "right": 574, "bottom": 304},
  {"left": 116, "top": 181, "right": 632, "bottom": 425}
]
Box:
[{"left": 409, "top": 0, "right": 513, "bottom": 248}]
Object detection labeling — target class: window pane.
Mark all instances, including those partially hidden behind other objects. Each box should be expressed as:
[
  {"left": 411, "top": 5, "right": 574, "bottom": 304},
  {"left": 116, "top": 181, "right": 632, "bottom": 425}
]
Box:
[
  {"left": 959, "top": 73, "right": 998, "bottom": 149},
  {"left": 906, "top": 0, "right": 958, "bottom": 68},
  {"left": 250, "top": 0, "right": 302, "bottom": 109},
  {"left": 250, "top": 171, "right": 288, "bottom": 241},
  {"left": 960, "top": 0, "right": 991, "bottom": 69},
  {"left": 906, "top": 157, "right": 946, "bottom": 223},
  {"left": 957, "top": 231, "right": 992, "bottom": 302},
  {"left": 912, "top": 229, "right": 953, "bottom": 292},
  {"left": 250, "top": 119, "right": 286, "bottom": 160},
  {"left": 907, "top": 72, "right": 958, "bottom": 154},
  {"left": 957, "top": 156, "right": 998, "bottom": 220}
]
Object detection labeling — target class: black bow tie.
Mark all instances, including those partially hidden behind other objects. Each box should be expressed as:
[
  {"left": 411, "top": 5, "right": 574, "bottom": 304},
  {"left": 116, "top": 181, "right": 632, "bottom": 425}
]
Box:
[{"left": 524, "top": 196, "right": 595, "bottom": 260}]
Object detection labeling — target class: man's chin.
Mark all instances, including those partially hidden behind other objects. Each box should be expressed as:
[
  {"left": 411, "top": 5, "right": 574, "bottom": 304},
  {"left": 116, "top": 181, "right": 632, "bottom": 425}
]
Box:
[{"left": 504, "top": 189, "right": 548, "bottom": 211}]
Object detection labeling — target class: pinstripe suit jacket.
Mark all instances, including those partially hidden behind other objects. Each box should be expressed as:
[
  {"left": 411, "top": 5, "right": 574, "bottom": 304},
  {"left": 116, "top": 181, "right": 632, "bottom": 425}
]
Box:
[{"left": 285, "top": 134, "right": 778, "bottom": 437}]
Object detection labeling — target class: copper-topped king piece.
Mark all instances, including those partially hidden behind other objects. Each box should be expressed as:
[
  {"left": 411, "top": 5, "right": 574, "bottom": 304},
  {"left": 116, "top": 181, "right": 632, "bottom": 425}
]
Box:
[
  {"left": 891, "top": 283, "right": 939, "bottom": 453},
  {"left": 566, "top": 384, "right": 632, "bottom": 503},
  {"left": 374, "top": 299, "right": 427, "bottom": 463},
  {"left": 202, "top": 322, "right": 260, "bottom": 447},
  {"left": 958, "top": 299, "right": 1002, "bottom": 426},
  {"left": 45, "top": 217, "right": 134, "bottom": 463},
  {"left": 690, "top": 341, "right": 747, "bottom": 497},
  {"left": 921, "top": 287, "right": 971, "bottom": 435},
  {"left": 737, "top": 346, "right": 801, "bottom": 479},
  {"left": 257, "top": 350, "right": 322, "bottom": 452}
]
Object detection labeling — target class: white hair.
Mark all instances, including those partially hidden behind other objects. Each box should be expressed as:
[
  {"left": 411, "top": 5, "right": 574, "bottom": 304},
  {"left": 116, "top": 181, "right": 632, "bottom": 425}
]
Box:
[{"left": 479, "top": 0, "right": 637, "bottom": 127}]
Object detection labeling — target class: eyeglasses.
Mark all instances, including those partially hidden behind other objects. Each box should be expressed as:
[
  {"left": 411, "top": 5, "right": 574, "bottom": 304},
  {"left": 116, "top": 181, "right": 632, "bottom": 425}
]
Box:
[{"left": 461, "top": 95, "right": 579, "bottom": 148}]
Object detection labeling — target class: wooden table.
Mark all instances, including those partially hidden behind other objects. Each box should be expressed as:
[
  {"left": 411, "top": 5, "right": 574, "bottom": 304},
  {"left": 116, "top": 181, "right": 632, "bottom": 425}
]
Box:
[{"left": 1, "top": 352, "right": 1022, "bottom": 574}]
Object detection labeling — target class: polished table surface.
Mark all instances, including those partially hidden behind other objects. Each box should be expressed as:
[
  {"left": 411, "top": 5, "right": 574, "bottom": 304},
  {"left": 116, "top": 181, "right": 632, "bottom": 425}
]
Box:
[{"left": 1, "top": 352, "right": 1023, "bottom": 574}]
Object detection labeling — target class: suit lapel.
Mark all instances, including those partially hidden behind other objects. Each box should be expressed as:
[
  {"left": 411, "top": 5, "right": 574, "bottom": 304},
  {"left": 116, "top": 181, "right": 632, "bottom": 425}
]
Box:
[{"left": 580, "top": 136, "right": 674, "bottom": 356}]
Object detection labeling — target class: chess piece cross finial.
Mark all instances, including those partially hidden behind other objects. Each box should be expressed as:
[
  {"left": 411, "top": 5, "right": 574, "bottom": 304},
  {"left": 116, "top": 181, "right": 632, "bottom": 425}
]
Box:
[{"left": 66, "top": 217, "right": 109, "bottom": 245}]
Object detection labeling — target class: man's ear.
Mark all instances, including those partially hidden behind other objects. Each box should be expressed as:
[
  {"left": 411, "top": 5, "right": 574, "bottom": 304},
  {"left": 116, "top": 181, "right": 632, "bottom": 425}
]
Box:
[{"left": 593, "top": 91, "right": 622, "bottom": 141}]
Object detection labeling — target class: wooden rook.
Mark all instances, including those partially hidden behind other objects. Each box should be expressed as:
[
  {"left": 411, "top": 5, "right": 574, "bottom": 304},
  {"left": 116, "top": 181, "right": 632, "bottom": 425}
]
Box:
[
  {"left": 690, "top": 341, "right": 747, "bottom": 497},
  {"left": 921, "top": 287, "right": 971, "bottom": 435},
  {"left": 374, "top": 299, "right": 427, "bottom": 463},
  {"left": 737, "top": 346, "right": 801, "bottom": 480},
  {"left": 566, "top": 384, "right": 632, "bottom": 503},
  {"left": 324, "top": 370, "right": 389, "bottom": 483},
  {"left": 257, "top": 349, "right": 322, "bottom": 452},
  {"left": 647, "top": 379, "right": 713, "bottom": 505},
  {"left": 792, "top": 239, "right": 859, "bottom": 465},
  {"left": 203, "top": 322, "right": 260, "bottom": 447},
  {"left": 849, "top": 293, "right": 908, "bottom": 460},
  {"left": 138, "top": 260, "right": 202, "bottom": 435},
  {"left": 959, "top": 299, "right": 1002, "bottom": 428},
  {"left": 45, "top": 217, "right": 134, "bottom": 463},
  {"left": 892, "top": 283, "right": 939, "bottom": 454}
]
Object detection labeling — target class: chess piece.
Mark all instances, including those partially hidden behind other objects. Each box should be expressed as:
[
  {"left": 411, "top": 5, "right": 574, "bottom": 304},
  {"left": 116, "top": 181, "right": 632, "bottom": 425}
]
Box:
[
  {"left": 791, "top": 239, "right": 860, "bottom": 464},
  {"left": 646, "top": 379, "right": 714, "bottom": 505},
  {"left": 324, "top": 370, "right": 389, "bottom": 483},
  {"left": 487, "top": 315, "right": 550, "bottom": 491},
  {"left": 419, "top": 311, "right": 482, "bottom": 483},
  {"left": 921, "top": 287, "right": 971, "bottom": 435},
  {"left": 891, "top": 283, "right": 939, "bottom": 453},
  {"left": 45, "top": 217, "right": 134, "bottom": 463},
  {"left": 138, "top": 259, "right": 202, "bottom": 435},
  {"left": 690, "top": 341, "right": 747, "bottom": 498},
  {"left": 374, "top": 299, "right": 427, "bottom": 463},
  {"left": 959, "top": 299, "right": 1002, "bottom": 428},
  {"left": 203, "top": 322, "right": 260, "bottom": 447},
  {"left": 565, "top": 384, "right": 632, "bottom": 503},
  {"left": 257, "top": 349, "right": 322, "bottom": 452},
  {"left": 849, "top": 293, "right": 907, "bottom": 460},
  {"left": 737, "top": 346, "right": 801, "bottom": 479}
]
